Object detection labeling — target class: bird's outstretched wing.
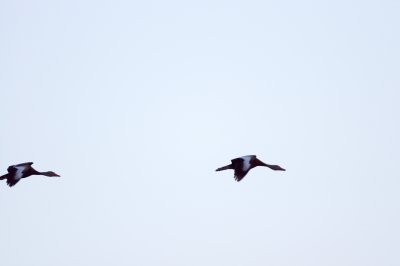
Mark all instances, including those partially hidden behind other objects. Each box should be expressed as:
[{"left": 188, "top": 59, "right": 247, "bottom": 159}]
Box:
[
  {"left": 231, "top": 158, "right": 250, "bottom": 182},
  {"left": 14, "top": 162, "right": 33, "bottom": 167},
  {"left": 6, "top": 178, "right": 20, "bottom": 187},
  {"left": 7, "top": 162, "right": 33, "bottom": 173},
  {"left": 233, "top": 169, "right": 250, "bottom": 182}
]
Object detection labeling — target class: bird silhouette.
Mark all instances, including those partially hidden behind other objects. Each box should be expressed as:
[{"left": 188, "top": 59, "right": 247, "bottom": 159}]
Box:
[
  {"left": 0, "top": 162, "right": 60, "bottom": 187},
  {"left": 216, "top": 155, "right": 285, "bottom": 181}
]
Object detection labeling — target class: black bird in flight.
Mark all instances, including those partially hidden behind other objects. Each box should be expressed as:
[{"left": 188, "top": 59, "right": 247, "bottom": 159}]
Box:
[
  {"left": 0, "top": 162, "right": 60, "bottom": 187},
  {"left": 216, "top": 155, "right": 285, "bottom": 181}
]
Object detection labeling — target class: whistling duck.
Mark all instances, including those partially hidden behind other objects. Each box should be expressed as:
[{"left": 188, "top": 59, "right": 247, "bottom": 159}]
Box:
[
  {"left": 216, "top": 155, "right": 285, "bottom": 181},
  {"left": 0, "top": 162, "right": 60, "bottom": 187}
]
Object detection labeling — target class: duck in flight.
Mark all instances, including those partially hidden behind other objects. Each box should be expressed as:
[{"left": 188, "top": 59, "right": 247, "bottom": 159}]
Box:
[
  {"left": 216, "top": 155, "right": 285, "bottom": 181},
  {"left": 0, "top": 162, "right": 60, "bottom": 187}
]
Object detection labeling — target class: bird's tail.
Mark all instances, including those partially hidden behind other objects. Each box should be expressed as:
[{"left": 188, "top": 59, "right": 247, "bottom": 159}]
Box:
[
  {"left": 0, "top": 174, "right": 8, "bottom": 180},
  {"left": 215, "top": 164, "right": 233, "bottom": 171}
]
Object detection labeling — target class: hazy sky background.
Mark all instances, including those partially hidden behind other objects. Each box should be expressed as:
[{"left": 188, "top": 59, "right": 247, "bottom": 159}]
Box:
[{"left": 1, "top": 0, "right": 399, "bottom": 265}]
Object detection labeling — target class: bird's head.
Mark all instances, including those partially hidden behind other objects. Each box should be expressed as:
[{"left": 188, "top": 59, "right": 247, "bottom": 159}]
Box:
[
  {"left": 44, "top": 171, "right": 60, "bottom": 177},
  {"left": 271, "top": 165, "right": 286, "bottom": 171}
]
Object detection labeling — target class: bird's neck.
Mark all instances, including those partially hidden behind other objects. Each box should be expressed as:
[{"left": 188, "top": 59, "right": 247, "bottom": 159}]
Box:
[
  {"left": 254, "top": 159, "right": 268, "bottom": 167},
  {"left": 38, "top": 171, "right": 54, "bottom": 177}
]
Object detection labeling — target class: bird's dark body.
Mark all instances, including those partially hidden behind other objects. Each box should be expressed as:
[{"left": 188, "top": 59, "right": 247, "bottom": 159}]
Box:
[
  {"left": 0, "top": 162, "right": 60, "bottom": 187},
  {"left": 216, "top": 155, "right": 285, "bottom": 181}
]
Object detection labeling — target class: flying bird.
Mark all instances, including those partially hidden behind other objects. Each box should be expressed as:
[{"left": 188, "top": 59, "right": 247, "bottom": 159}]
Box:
[
  {"left": 216, "top": 155, "right": 285, "bottom": 181},
  {"left": 0, "top": 162, "right": 60, "bottom": 187}
]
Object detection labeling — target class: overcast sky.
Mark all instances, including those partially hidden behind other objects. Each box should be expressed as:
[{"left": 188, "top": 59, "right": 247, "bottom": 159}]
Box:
[{"left": 1, "top": 0, "right": 399, "bottom": 265}]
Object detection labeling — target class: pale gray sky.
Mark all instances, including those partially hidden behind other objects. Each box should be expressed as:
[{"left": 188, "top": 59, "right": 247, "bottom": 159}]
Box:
[{"left": 1, "top": 0, "right": 399, "bottom": 265}]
